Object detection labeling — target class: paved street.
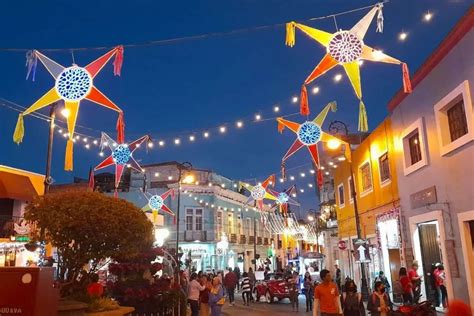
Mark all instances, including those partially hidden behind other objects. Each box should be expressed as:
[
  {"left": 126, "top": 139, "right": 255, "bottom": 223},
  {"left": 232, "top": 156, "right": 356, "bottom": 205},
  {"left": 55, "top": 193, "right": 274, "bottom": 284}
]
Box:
[{"left": 221, "top": 294, "right": 312, "bottom": 316}]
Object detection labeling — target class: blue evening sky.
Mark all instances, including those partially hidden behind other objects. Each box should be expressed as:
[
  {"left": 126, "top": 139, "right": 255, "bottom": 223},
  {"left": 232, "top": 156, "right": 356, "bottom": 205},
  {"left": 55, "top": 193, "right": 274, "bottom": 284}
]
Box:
[{"left": 0, "top": 0, "right": 470, "bottom": 210}]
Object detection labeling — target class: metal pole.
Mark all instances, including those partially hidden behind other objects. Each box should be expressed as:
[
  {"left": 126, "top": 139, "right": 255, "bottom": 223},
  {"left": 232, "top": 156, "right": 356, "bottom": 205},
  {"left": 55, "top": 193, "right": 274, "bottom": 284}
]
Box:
[
  {"left": 44, "top": 102, "right": 59, "bottom": 194},
  {"left": 175, "top": 167, "right": 182, "bottom": 272},
  {"left": 254, "top": 217, "right": 257, "bottom": 271},
  {"left": 349, "top": 160, "right": 369, "bottom": 300}
]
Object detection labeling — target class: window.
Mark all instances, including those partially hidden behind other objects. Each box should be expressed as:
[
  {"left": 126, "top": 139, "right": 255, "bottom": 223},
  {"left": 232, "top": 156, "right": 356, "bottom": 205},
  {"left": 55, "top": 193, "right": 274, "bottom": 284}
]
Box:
[
  {"left": 217, "top": 211, "right": 223, "bottom": 238},
  {"left": 186, "top": 209, "right": 193, "bottom": 231},
  {"left": 401, "top": 118, "right": 428, "bottom": 176},
  {"left": 238, "top": 216, "right": 243, "bottom": 235},
  {"left": 408, "top": 133, "right": 422, "bottom": 165},
  {"left": 447, "top": 100, "right": 468, "bottom": 141},
  {"left": 227, "top": 213, "right": 233, "bottom": 234},
  {"left": 359, "top": 162, "right": 373, "bottom": 193},
  {"left": 247, "top": 218, "right": 252, "bottom": 236},
  {"left": 195, "top": 209, "right": 203, "bottom": 231},
  {"left": 434, "top": 80, "right": 474, "bottom": 156},
  {"left": 348, "top": 177, "right": 354, "bottom": 203},
  {"left": 337, "top": 183, "right": 345, "bottom": 207},
  {"left": 378, "top": 153, "right": 391, "bottom": 183}
]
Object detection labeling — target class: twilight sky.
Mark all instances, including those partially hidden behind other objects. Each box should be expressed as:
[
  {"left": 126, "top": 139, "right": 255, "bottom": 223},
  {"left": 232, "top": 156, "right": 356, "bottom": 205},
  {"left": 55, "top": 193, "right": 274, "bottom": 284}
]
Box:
[{"left": 0, "top": 0, "right": 470, "bottom": 210}]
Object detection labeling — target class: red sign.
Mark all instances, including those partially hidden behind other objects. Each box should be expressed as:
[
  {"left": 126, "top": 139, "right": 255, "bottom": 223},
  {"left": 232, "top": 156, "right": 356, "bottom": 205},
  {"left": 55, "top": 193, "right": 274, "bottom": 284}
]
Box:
[{"left": 338, "top": 240, "right": 347, "bottom": 250}]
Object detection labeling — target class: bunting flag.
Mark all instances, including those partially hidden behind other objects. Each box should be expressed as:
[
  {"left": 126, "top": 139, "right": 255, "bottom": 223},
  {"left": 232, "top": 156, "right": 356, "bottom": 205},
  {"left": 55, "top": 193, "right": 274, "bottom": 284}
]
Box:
[
  {"left": 240, "top": 174, "right": 277, "bottom": 210},
  {"left": 268, "top": 185, "right": 299, "bottom": 216},
  {"left": 13, "top": 46, "right": 126, "bottom": 171},
  {"left": 94, "top": 132, "right": 149, "bottom": 195},
  {"left": 276, "top": 101, "right": 349, "bottom": 188},
  {"left": 141, "top": 188, "right": 176, "bottom": 223},
  {"left": 285, "top": 4, "right": 411, "bottom": 131}
]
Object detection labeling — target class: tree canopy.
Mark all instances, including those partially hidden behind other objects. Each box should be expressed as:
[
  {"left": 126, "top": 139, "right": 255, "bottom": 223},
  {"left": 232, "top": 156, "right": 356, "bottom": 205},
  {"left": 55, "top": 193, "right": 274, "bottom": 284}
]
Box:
[{"left": 25, "top": 191, "right": 154, "bottom": 282}]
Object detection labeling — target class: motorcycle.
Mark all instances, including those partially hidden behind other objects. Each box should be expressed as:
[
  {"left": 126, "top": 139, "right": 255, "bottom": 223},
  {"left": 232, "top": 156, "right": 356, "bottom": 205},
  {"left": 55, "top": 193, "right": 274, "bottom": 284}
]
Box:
[{"left": 391, "top": 301, "right": 436, "bottom": 316}]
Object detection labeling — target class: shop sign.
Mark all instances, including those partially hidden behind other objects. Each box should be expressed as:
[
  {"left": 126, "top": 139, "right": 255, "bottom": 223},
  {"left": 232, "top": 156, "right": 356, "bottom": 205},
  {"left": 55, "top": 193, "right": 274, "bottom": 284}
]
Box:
[
  {"left": 13, "top": 220, "right": 30, "bottom": 235},
  {"left": 352, "top": 239, "right": 371, "bottom": 263},
  {"left": 410, "top": 186, "right": 437, "bottom": 209},
  {"left": 338, "top": 240, "right": 347, "bottom": 250},
  {"left": 180, "top": 244, "right": 211, "bottom": 257}
]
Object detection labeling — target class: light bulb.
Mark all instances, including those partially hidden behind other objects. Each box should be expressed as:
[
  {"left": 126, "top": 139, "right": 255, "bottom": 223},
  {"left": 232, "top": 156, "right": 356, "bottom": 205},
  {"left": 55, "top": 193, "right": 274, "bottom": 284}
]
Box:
[
  {"left": 174, "top": 138, "right": 180, "bottom": 145},
  {"left": 61, "top": 108, "right": 70, "bottom": 118},
  {"left": 273, "top": 106, "right": 280, "bottom": 112},
  {"left": 424, "top": 12, "right": 433, "bottom": 22},
  {"left": 312, "top": 87, "right": 320, "bottom": 94},
  {"left": 189, "top": 135, "right": 195, "bottom": 142},
  {"left": 204, "top": 132, "right": 210, "bottom": 138},
  {"left": 159, "top": 140, "right": 165, "bottom": 146},
  {"left": 236, "top": 121, "right": 243, "bottom": 128},
  {"left": 219, "top": 126, "right": 226, "bottom": 133},
  {"left": 399, "top": 32, "right": 408, "bottom": 41},
  {"left": 255, "top": 114, "right": 261, "bottom": 121},
  {"left": 334, "top": 74, "right": 343, "bottom": 82},
  {"left": 148, "top": 142, "right": 154, "bottom": 148}
]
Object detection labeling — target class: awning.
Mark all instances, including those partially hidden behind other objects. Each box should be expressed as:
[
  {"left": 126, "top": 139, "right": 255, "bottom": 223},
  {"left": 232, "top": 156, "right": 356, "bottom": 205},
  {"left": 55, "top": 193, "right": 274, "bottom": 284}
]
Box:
[{"left": 0, "top": 165, "right": 44, "bottom": 200}]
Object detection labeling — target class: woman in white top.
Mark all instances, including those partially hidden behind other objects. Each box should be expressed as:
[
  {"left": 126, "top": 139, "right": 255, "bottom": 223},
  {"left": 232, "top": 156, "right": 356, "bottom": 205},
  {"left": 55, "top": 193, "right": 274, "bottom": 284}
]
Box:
[{"left": 188, "top": 273, "right": 205, "bottom": 316}]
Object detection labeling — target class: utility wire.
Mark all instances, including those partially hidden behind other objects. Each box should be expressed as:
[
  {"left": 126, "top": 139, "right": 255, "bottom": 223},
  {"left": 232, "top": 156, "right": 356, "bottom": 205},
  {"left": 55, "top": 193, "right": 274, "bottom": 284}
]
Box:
[{"left": 0, "top": 2, "right": 388, "bottom": 52}]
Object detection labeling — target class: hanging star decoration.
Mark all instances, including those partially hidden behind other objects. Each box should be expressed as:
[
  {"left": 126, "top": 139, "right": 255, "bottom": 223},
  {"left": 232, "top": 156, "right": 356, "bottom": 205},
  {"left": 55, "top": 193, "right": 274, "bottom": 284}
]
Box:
[
  {"left": 285, "top": 4, "right": 412, "bottom": 131},
  {"left": 268, "top": 185, "right": 299, "bottom": 215},
  {"left": 277, "top": 101, "right": 349, "bottom": 188},
  {"left": 13, "top": 46, "right": 126, "bottom": 171},
  {"left": 94, "top": 132, "right": 149, "bottom": 195},
  {"left": 142, "top": 189, "right": 176, "bottom": 223},
  {"left": 240, "top": 175, "right": 277, "bottom": 210}
]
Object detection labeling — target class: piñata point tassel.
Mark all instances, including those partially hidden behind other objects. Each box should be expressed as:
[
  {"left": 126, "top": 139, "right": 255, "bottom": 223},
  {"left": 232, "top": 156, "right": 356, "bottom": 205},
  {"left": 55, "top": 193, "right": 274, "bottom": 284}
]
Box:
[
  {"left": 64, "top": 139, "right": 74, "bottom": 171},
  {"left": 116, "top": 112, "right": 125, "bottom": 143},
  {"left": 358, "top": 100, "right": 369, "bottom": 132},
  {"left": 13, "top": 114, "right": 25, "bottom": 144},
  {"left": 317, "top": 169, "right": 324, "bottom": 188},
  {"left": 25, "top": 50, "right": 38, "bottom": 81},
  {"left": 300, "top": 85, "right": 310, "bottom": 116},
  {"left": 402, "top": 63, "right": 412, "bottom": 93},
  {"left": 278, "top": 120, "right": 285, "bottom": 133},
  {"left": 330, "top": 101, "right": 337, "bottom": 112},
  {"left": 285, "top": 22, "right": 296, "bottom": 47},
  {"left": 113, "top": 45, "right": 124, "bottom": 76},
  {"left": 376, "top": 4, "right": 384, "bottom": 33},
  {"left": 281, "top": 162, "right": 287, "bottom": 181}
]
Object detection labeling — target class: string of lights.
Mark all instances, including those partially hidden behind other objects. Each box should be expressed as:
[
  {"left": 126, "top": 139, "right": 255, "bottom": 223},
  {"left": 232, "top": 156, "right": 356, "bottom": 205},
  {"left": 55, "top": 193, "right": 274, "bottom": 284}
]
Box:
[{"left": 0, "top": 2, "right": 390, "bottom": 52}]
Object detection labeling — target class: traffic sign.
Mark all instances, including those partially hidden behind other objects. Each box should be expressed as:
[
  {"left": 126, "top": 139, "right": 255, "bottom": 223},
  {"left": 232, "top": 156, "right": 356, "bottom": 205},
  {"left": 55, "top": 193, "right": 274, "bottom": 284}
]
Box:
[
  {"left": 352, "top": 239, "right": 371, "bottom": 263},
  {"left": 338, "top": 240, "right": 347, "bottom": 250}
]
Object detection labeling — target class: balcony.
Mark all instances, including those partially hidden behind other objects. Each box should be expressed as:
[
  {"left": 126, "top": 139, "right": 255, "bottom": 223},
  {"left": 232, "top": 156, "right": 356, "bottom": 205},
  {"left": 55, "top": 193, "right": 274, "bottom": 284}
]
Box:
[
  {"left": 230, "top": 234, "right": 237, "bottom": 244},
  {"left": 239, "top": 235, "right": 246, "bottom": 244},
  {"left": 184, "top": 230, "right": 207, "bottom": 242},
  {"left": 248, "top": 236, "right": 255, "bottom": 245},
  {"left": 264, "top": 237, "right": 269, "bottom": 245},
  {"left": 257, "top": 237, "right": 262, "bottom": 245}
]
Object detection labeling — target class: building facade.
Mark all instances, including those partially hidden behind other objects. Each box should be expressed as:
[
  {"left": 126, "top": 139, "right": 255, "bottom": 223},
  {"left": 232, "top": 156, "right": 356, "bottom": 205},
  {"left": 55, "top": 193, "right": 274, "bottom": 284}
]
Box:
[
  {"left": 333, "top": 118, "right": 401, "bottom": 289},
  {"left": 388, "top": 12, "right": 473, "bottom": 306},
  {"left": 114, "top": 161, "right": 292, "bottom": 273}
]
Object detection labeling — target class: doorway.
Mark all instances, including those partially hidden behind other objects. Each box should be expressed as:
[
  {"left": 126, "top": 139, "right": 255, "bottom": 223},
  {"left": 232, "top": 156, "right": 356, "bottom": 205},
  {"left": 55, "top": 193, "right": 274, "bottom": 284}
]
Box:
[
  {"left": 388, "top": 249, "right": 401, "bottom": 288},
  {"left": 458, "top": 211, "right": 474, "bottom": 308},
  {"left": 418, "top": 222, "right": 442, "bottom": 305}
]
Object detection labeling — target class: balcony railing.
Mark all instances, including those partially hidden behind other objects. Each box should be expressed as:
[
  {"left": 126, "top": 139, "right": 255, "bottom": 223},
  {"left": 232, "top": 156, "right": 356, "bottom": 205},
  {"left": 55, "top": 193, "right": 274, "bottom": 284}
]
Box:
[
  {"left": 248, "top": 236, "right": 255, "bottom": 245},
  {"left": 239, "top": 235, "right": 246, "bottom": 244},
  {"left": 257, "top": 237, "right": 262, "bottom": 245},
  {"left": 264, "top": 237, "right": 269, "bottom": 245},
  {"left": 230, "top": 234, "right": 237, "bottom": 244}
]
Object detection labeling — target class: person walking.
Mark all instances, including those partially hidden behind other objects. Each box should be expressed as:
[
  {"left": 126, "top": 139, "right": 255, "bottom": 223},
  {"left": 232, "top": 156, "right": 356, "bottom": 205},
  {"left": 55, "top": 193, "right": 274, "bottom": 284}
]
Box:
[
  {"left": 234, "top": 266, "right": 241, "bottom": 291},
  {"left": 342, "top": 279, "right": 365, "bottom": 316},
  {"left": 248, "top": 267, "right": 256, "bottom": 302},
  {"left": 303, "top": 272, "right": 314, "bottom": 312},
  {"left": 241, "top": 272, "right": 252, "bottom": 306},
  {"left": 375, "top": 271, "right": 391, "bottom": 293},
  {"left": 399, "top": 267, "right": 413, "bottom": 304},
  {"left": 408, "top": 261, "right": 422, "bottom": 303},
  {"left": 434, "top": 264, "right": 448, "bottom": 309},
  {"left": 367, "top": 281, "right": 392, "bottom": 316},
  {"left": 188, "top": 273, "right": 205, "bottom": 316},
  {"left": 287, "top": 271, "right": 300, "bottom": 312},
  {"left": 335, "top": 264, "right": 342, "bottom": 292},
  {"left": 200, "top": 275, "right": 212, "bottom": 316},
  {"left": 224, "top": 267, "right": 238, "bottom": 306},
  {"left": 209, "top": 277, "right": 225, "bottom": 316},
  {"left": 313, "top": 269, "right": 342, "bottom": 316}
]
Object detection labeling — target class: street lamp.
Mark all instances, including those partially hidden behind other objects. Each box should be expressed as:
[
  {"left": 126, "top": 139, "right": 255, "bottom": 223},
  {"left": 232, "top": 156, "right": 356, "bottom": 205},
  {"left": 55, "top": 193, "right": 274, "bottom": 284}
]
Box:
[
  {"left": 174, "top": 162, "right": 193, "bottom": 278},
  {"left": 327, "top": 120, "right": 369, "bottom": 300},
  {"left": 44, "top": 100, "right": 65, "bottom": 194}
]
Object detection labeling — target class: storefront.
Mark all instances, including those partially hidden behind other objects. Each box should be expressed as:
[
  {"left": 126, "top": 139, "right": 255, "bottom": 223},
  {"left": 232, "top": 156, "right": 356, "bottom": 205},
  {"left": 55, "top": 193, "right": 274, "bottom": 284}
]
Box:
[
  {"left": 376, "top": 208, "right": 403, "bottom": 289},
  {"left": 180, "top": 242, "right": 215, "bottom": 272}
]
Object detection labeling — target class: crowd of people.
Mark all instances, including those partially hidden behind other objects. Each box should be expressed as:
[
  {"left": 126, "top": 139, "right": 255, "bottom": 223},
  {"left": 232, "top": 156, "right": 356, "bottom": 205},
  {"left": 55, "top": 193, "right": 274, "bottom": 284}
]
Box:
[{"left": 179, "top": 262, "right": 468, "bottom": 316}]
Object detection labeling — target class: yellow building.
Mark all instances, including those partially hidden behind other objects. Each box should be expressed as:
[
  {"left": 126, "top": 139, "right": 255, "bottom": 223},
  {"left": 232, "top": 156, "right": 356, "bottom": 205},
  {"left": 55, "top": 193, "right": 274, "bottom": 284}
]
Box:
[{"left": 333, "top": 118, "right": 402, "bottom": 286}]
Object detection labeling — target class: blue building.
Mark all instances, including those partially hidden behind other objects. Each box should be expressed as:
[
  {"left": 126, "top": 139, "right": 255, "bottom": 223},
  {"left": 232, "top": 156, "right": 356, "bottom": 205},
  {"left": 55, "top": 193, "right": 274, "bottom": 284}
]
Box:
[{"left": 114, "top": 161, "right": 281, "bottom": 273}]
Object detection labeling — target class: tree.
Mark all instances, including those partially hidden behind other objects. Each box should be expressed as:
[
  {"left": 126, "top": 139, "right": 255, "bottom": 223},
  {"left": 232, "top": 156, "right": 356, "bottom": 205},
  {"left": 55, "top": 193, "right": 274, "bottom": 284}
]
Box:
[{"left": 25, "top": 191, "right": 154, "bottom": 287}]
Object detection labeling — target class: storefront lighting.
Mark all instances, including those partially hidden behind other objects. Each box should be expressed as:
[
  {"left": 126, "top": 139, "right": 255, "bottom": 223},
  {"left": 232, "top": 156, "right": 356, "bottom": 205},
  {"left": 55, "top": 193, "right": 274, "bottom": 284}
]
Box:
[{"left": 327, "top": 139, "right": 341, "bottom": 149}]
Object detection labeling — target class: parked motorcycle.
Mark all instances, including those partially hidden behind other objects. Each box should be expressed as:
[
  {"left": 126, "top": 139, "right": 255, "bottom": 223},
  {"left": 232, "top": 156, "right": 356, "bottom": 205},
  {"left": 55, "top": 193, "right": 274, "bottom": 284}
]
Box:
[{"left": 391, "top": 301, "right": 436, "bottom": 316}]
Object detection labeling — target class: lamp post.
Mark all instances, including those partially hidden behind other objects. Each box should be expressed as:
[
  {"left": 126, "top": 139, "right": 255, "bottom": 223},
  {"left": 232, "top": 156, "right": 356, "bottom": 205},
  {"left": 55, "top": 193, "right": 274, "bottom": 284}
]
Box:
[
  {"left": 326, "top": 120, "right": 369, "bottom": 300},
  {"left": 174, "top": 162, "right": 193, "bottom": 277},
  {"left": 44, "top": 100, "right": 65, "bottom": 194}
]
